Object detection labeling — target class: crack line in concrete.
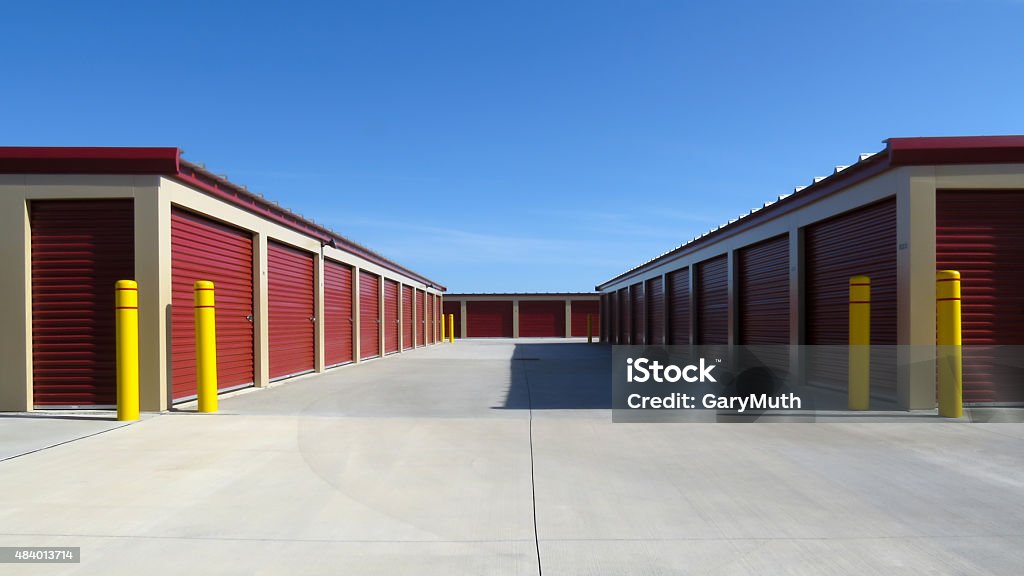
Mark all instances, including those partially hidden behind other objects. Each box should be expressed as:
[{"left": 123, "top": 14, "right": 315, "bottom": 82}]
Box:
[{"left": 519, "top": 359, "right": 544, "bottom": 576}]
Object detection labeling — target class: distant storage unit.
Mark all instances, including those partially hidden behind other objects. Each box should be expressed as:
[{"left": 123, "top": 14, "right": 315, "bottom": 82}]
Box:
[
  {"left": 0, "top": 147, "right": 445, "bottom": 412},
  {"left": 443, "top": 293, "right": 601, "bottom": 339},
  {"left": 597, "top": 136, "right": 1024, "bottom": 409}
]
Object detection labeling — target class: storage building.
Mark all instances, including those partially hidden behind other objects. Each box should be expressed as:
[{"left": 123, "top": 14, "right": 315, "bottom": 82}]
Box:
[
  {"left": 596, "top": 136, "right": 1024, "bottom": 409},
  {"left": 0, "top": 147, "right": 445, "bottom": 412},
  {"left": 442, "top": 293, "right": 600, "bottom": 339}
]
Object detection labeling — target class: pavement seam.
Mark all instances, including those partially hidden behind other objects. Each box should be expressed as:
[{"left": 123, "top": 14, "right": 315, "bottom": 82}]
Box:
[
  {"left": 519, "top": 359, "right": 544, "bottom": 576},
  {"left": 0, "top": 419, "right": 141, "bottom": 464}
]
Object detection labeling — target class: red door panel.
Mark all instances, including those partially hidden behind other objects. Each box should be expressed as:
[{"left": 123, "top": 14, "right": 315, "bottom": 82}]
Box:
[
  {"left": 937, "top": 190, "right": 1024, "bottom": 404},
  {"left": 402, "top": 285, "right": 414, "bottom": 350},
  {"left": 519, "top": 300, "right": 565, "bottom": 337},
  {"left": 172, "top": 209, "right": 255, "bottom": 400},
  {"left": 571, "top": 300, "right": 599, "bottom": 338},
  {"left": 806, "top": 199, "right": 897, "bottom": 393},
  {"left": 30, "top": 199, "right": 135, "bottom": 406},
  {"left": 738, "top": 234, "right": 790, "bottom": 344},
  {"left": 697, "top": 256, "right": 728, "bottom": 344},
  {"left": 466, "top": 301, "right": 514, "bottom": 337},
  {"left": 360, "top": 272, "right": 381, "bottom": 359},
  {"left": 416, "top": 290, "right": 426, "bottom": 346},
  {"left": 646, "top": 278, "right": 665, "bottom": 345},
  {"left": 324, "top": 259, "right": 354, "bottom": 366},
  {"left": 617, "top": 288, "right": 629, "bottom": 344},
  {"left": 631, "top": 283, "right": 646, "bottom": 345},
  {"left": 667, "top": 268, "right": 690, "bottom": 344},
  {"left": 383, "top": 279, "right": 400, "bottom": 354},
  {"left": 268, "top": 241, "right": 315, "bottom": 380}
]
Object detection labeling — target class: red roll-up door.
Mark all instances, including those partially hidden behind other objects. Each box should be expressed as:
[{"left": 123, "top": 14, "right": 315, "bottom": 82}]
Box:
[
  {"left": 466, "top": 301, "right": 513, "bottom": 337},
  {"left": 435, "top": 295, "right": 442, "bottom": 342},
  {"left": 631, "top": 283, "right": 645, "bottom": 345},
  {"left": 402, "top": 286, "right": 415, "bottom": 349},
  {"left": 433, "top": 295, "right": 441, "bottom": 342},
  {"left": 667, "top": 268, "right": 690, "bottom": 344},
  {"left": 383, "top": 279, "right": 399, "bottom": 354},
  {"left": 571, "top": 300, "right": 599, "bottom": 337},
  {"left": 30, "top": 199, "right": 135, "bottom": 407},
  {"left": 937, "top": 190, "right": 1024, "bottom": 404},
  {"left": 324, "top": 260, "right": 354, "bottom": 366},
  {"left": 428, "top": 293, "right": 436, "bottom": 344},
  {"left": 171, "top": 209, "right": 255, "bottom": 400},
  {"left": 519, "top": 300, "right": 565, "bottom": 337},
  {"left": 697, "top": 256, "right": 728, "bottom": 344},
  {"left": 416, "top": 290, "right": 426, "bottom": 346},
  {"left": 443, "top": 300, "right": 462, "bottom": 338},
  {"left": 646, "top": 278, "right": 665, "bottom": 345},
  {"left": 360, "top": 271, "right": 381, "bottom": 359},
  {"left": 268, "top": 241, "right": 315, "bottom": 380},
  {"left": 607, "top": 294, "right": 617, "bottom": 344},
  {"left": 806, "top": 199, "right": 897, "bottom": 392},
  {"left": 738, "top": 234, "right": 790, "bottom": 344},
  {"left": 617, "top": 288, "right": 630, "bottom": 344}
]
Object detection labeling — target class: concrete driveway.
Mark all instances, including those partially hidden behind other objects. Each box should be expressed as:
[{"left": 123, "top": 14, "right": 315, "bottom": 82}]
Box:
[{"left": 1, "top": 339, "right": 1022, "bottom": 575}]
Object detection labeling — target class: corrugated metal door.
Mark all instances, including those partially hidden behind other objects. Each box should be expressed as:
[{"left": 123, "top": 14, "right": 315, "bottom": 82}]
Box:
[
  {"left": 324, "top": 259, "right": 354, "bottom": 367},
  {"left": 443, "top": 300, "right": 462, "bottom": 338},
  {"left": 631, "top": 283, "right": 645, "bottom": 345},
  {"left": 608, "top": 293, "right": 618, "bottom": 344},
  {"left": 618, "top": 288, "right": 630, "bottom": 344},
  {"left": 697, "top": 256, "right": 729, "bottom": 344},
  {"left": 416, "top": 289, "right": 426, "bottom": 346},
  {"left": 466, "top": 301, "right": 514, "bottom": 337},
  {"left": 519, "top": 300, "right": 565, "bottom": 337},
  {"left": 646, "top": 278, "right": 665, "bottom": 345},
  {"left": 425, "top": 293, "right": 434, "bottom": 344},
  {"left": 402, "top": 285, "right": 414, "bottom": 349},
  {"left": 806, "top": 199, "right": 897, "bottom": 392},
  {"left": 434, "top": 295, "right": 441, "bottom": 342},
  {"left": 383, "top": 279, "right": 399, "bottom": 354},
  {"left": 667, "top": 268, "right": 690, "bottom": 344},
  {"left": 360, "top": 271, "right": 381, "bottom": 359},
  {"left": 571, "top": 300, "right": 599, "bottom": 337},
  {"left": 30, "top": 199, "right": 135, "bottom": 407},
  {"left": 937, "top": 190, "right": 1024, "bottom": 404},
  {"left": 171, "top": 209, "right": 255, "bottom": 400},
  {"left": 268, "top": 241, "right": 315, "bottom": 380},
  {"left": 738, "top": 235, "right": 790, "bottom": 344}
]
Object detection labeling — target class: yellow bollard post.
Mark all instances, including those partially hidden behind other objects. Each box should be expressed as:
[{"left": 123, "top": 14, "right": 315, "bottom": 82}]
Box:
[
  {"left": 441, "top": 310, "right": 446, "bottom": 342},
  {"left": 587, "top": 314, "right": 593, "bottom": 344},
  {"left": 937, "top": 270, "right": 963, "bottom": 418},
  {"left": 448, "top": 314, "right": 454, "bottom": 343},
  {"left": 115, "top": 280, "right": 140, "bottom": 421},
  {"left": 194, "top": 280, "right": 218, "bottom": 413},
  {"left": 848, "top": 276, "right": 871, "bottom": 410}
]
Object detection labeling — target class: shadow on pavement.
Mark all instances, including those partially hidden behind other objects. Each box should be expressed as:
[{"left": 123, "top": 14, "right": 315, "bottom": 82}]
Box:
[{"left": 497, "top": 342, "right": 612, "bottom": 410}]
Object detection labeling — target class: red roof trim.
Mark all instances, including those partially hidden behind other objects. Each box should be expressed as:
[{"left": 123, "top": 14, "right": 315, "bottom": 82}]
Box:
[
  {"left": 887, "top": 136, "right": 1024, "bottom": 166},
  {"left": 0, "top": 146, "right": 443, "bottom": 290},
  {"left": 0, "top": 146, "right": 179, "bottom": 175}
]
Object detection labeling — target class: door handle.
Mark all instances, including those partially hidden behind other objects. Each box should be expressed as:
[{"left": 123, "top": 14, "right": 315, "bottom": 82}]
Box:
[
  {"left": 246, "top": 314, "right": 254, "bottom": 322},
  {"left": 310, "top": 316, "right": 316, "bottom": 323}
]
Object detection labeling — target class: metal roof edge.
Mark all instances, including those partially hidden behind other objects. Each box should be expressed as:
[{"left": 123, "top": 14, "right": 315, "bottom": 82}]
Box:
[
  {"left": 596, "top": 134, "right": 1024, "bottom": 291},
  {"left": 0, "top": 146, "right": 444, "bottom": 290}
]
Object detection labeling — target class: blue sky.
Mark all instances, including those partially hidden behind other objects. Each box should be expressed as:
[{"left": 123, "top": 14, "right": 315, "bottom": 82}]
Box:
[{"left": 3, "top": 1, "right": 1023, "bottom": 292}]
